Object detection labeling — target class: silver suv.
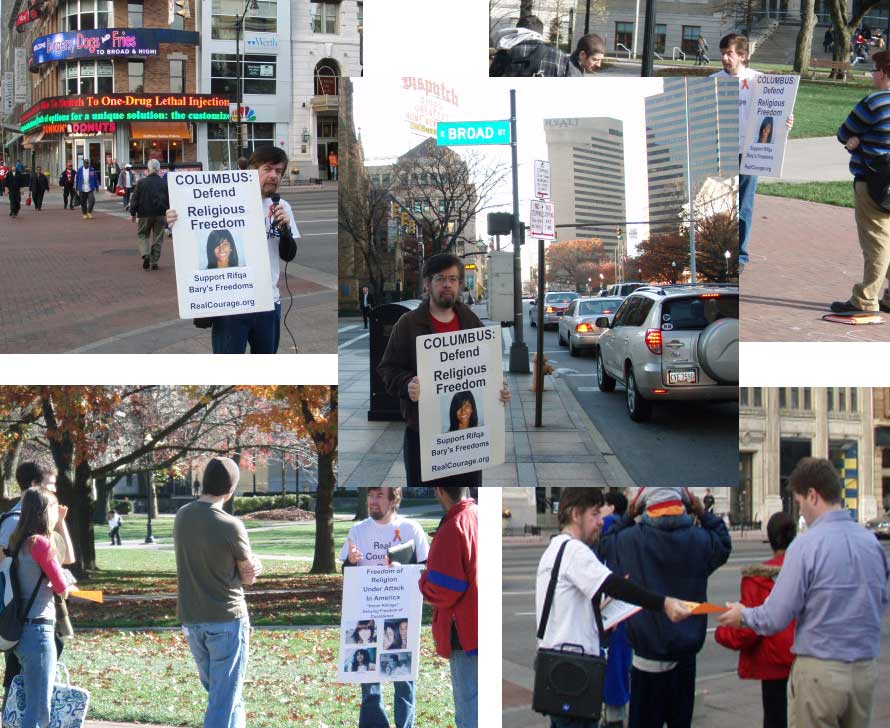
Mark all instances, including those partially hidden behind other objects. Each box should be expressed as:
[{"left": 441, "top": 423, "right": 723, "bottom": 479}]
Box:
[{"left": 596, "top": 284, "right": 739, "bottom": 422}]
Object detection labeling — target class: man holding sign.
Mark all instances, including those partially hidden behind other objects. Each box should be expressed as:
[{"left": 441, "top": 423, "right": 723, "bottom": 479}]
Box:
[
  {"left": 712, "top": 34, "right": 794, "bottom": 271},
  {"left": 341, "top": 487, "right": 429, "bottom": 728},
  {"left": 378, "top": 253, "right": 511, "bottom": 486},
  {"left": 166, "top": 146, "right": 299, "bottom": 353}
]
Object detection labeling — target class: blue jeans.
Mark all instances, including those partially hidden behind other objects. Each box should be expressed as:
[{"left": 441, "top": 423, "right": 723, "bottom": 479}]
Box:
[
  {"left": 13, "top": 622, "right": 56, "bottom": 728},
  {"left": 211, "top": 302, "right": 281, "bottom": 354},
  {"left": 360, "top": 680, "right": 416, "bottom": 728},
  {"left": 449, "top": 649, "right": 477, "bottom": 728},
  {"left": 184, "top": 618, "right": 250, "bottom": 728},
  {"left": 739, "top": 172, "right": 758, "bottom": 265}
]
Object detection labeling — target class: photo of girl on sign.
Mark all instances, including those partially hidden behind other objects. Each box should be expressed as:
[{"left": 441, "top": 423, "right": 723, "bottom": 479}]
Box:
[
  {"left": 757, "top": 116, "right": 774, "bottom": 144},
  {"left": 203, "top": 229, "right": 246, "bottom": 269},
  {"left": 380, "top": 653, "right": 412, "bottom": 678},
  {"left": 345, "top": 619, "right": 378, "bottom": 645},
  {"left": 344, "top": 648, "right": 377, "bottom": 673},
  {"left": 445, "top": 390, "right": 483, "bottom": 433}
]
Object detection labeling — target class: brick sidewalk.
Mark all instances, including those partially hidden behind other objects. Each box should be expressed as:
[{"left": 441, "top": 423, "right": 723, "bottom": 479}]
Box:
[
  {"left": 0, "top": 191, "right": 335, "bottom": 353},
  {"left": 741, "top": 194, "right": 890, "bottom": 342}
]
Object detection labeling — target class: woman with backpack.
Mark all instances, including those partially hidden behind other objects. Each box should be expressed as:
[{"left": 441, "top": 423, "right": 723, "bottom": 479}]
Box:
[{"left": 7, "top": 487, "right": 73, "bottom": 728}]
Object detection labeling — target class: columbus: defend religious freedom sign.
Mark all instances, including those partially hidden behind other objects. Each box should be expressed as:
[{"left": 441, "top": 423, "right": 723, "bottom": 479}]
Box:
[
  {"left": 741, "top": 74, "right": 799, "bottom": 177},
  {"left": 167, "top": 169, "right": 274, "bottom": 319},
  {"left": 416, "top": 325, "right": 505, "bottom": 481}
]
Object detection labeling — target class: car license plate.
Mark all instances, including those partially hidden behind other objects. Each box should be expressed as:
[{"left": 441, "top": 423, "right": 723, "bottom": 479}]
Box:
[{"left": 668, "top": 369, "right": 697, "bottom": 384}]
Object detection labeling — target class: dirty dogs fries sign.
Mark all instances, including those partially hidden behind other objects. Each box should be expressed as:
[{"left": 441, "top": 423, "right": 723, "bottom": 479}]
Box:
[
  {"left": 416, "top": 326, "right": 505, "bottom": 481},
  {"left": 168, "top": 169, "right": 274, "bottom": 319}
]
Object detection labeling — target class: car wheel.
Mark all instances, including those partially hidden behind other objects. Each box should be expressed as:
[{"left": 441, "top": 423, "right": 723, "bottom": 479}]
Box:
[
  {"left": 569, "top": 338, "right": 579, "bottom": 357},
  {"left": 626, "top": 367, "right": 653, "bottom": 422},
  {"left": 597, "top": 353, "right": 616, "bottom": 392}
]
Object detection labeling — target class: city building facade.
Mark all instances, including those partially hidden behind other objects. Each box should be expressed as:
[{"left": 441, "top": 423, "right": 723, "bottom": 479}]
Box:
[{"left": 740, "top": 387, "right": 880, "bottom": 530}]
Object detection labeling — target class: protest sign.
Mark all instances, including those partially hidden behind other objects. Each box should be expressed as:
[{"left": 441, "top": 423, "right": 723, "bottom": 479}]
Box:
[
  {"left": 415, "top": 326, "right": 506, "bottom": 481},
  {"left": 741, "top": 74, "right": 799, "bottom": 177},
  {"left": 337, "top": 565, "right": 424, "bottom": 684},
  {"left": 167, "top": 169, "right": 274, "bottom": 319}
]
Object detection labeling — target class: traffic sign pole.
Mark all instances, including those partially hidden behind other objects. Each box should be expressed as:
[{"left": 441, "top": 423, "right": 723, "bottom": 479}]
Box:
[
  {"left": 508, "top": 88, "right": 530, "bottom": 374},
  {"left": 535, "top": 237, "right": 545, "bottom": 427}
]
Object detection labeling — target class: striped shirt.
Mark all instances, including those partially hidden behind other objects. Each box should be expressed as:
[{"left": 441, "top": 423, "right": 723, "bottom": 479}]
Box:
[{"left": 838, "top": 90, "right": 890, "bottom": 177}]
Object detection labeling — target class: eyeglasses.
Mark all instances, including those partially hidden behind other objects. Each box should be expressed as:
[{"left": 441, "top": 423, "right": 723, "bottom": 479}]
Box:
[{"left": 432, "top": 275, "right": 460, "bottom": 285}]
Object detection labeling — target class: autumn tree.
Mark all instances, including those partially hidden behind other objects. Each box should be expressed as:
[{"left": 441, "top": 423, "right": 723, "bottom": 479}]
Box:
[
  {"left": 545, "top": 238, "right": 608, "bottom": 290},
  {"left": 632, "top": 232, "right": 691, "bottom": 283},
  {"left": 388, "top": 138, "right": 509, "bottom": 256}
]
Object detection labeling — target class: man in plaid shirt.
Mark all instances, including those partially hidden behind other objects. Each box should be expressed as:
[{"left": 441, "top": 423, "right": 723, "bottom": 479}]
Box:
[{"left": 491, "top": 23, "right": 581, "bottom": 77}]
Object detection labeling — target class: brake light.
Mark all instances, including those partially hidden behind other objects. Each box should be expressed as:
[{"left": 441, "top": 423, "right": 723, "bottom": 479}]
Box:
[
  {"left": 701, "top": 293, "right": 720, "bottom": 299},
  {"left": 645, "top": 329, "right": 663, "bottom": 354},
  {"left": 546, "top": 306, "right": 555, "bottom": 313},
  {"left": 653, "top": 389, "right": 668, "bottom": 395},
  {"left": 576, "top": 323, "right": 594, "bottom": 333}
]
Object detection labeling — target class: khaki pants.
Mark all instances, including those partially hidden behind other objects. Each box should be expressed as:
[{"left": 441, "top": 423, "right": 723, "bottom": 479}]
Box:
[
  {"left": 788, "top": 655, "right": 878, "bottom": 728},
  {"left": 137, "top": 216, "right": 166, "bottom": 264},
  {"left": 851, "top": 180, "right": 890, "bottom": 310}
]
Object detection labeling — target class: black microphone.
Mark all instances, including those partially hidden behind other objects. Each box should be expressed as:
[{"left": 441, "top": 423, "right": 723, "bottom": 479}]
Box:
[{"left": 269, "top": 193, "right": 280, "bottom": 236}]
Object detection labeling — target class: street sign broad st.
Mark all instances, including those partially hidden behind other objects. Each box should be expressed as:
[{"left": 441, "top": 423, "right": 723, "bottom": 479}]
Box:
[
  {"left": 534, "top": 160, "right": 551, "bottom": 200},
  {"left": 437, "top": 120, "right": 511, "bottom": 146},
  {"left": 529, "top": 200, "right": 555, "bottom": 240}
]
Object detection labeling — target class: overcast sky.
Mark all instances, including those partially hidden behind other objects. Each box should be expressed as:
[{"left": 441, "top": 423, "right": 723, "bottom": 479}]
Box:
[{"left": 353, "top": 77, "right": 665, "bottom": 276}]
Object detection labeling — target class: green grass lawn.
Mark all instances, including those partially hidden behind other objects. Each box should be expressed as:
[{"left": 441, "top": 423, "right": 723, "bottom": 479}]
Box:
[
  {"left": 4, "top": 629, "right": 455, "bottom": 727},
  {"left": 790, "top": 81, "right": 871, "bottom": 139},
  {"left": 757, "top": 180, "right": 854, "bottom": 208}
]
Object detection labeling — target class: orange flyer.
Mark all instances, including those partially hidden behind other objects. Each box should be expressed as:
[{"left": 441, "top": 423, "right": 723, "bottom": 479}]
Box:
[
  {"left": 69, "top": 589, "right": 104, "bottom": 604},
  {"left": 683, "top": 601, "right": 727, "bottom": 615}
]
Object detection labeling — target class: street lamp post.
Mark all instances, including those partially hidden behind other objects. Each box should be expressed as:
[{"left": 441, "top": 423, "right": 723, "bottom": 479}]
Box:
[
  {"left": 671, "top": 260, "right": 677, "bottom": 284},
  {"left": 234, "top": 0, "right": 259, "bottom": 163},
  {"left": 587, "top": 276, "right": 592, "bottom": 294},
  {"left": 724, "top": 249, "right": 731, "bottom": 278},
  {"left": 598, "top": 272, "right": 604, "bottom": 292}
]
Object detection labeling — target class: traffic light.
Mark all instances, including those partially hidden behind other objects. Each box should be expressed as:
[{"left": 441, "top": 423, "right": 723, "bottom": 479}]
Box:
[
  {"left": 487, "top": 211, "right": 513, "bottom": 236},
  {"left": 616, "top": 226, "right": 623, "bottom": 241},
  {"left": 174, "top": 0, "right": 190, "bottom": 19}
]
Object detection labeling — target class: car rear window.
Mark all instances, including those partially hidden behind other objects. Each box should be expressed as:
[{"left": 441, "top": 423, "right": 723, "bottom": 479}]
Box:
[
  {"left": 661, "top": 295, "right": 739, "bottom": 330},
  {"left": 546, "top": 293, "right": 578, "bottom": 305},
  {"left": 579, "top": 300, "right": 619, "bottom": 316}
]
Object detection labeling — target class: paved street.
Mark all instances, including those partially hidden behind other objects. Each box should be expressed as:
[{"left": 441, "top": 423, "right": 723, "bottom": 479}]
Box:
[
  {"left": 338, "top": 306, "right": 737, "bottom": 487},
  {"left": 0, "top": 183, "right": 337, "bottom": 353},
  {"left": 502, "top": 532, "right": 890, "bottom": 728}
]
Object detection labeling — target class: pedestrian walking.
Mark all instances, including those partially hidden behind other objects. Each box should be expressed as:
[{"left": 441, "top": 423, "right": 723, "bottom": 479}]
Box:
[
  {"left": 569, "top": 34, "right": 606, "bottom": 74},
  {"left": 0, "top": 159, "right": 9, "bottom": 195},
  {"left": 6, "top": 163, "right": 26, "bottom": 218},
  {"left": 174, "top": 457, "right": 263, "bottom": 728},
  {"left": 703, "top": 488, "right": 715, "bottom": 513},
  {"left": 823, "top": 27, "right": 834, "bottom": 53},
  {"left": 75, "top": 160, "right": 99, "bottom": 219},
  {"left": 696, "top": 35, "right": 709, "bottom": 65},
  {"left": 59, "top": 162, "right": 77, "bottom": 210},
  {"left": 107, "top": 158, "right": 120, "bottom": 192},
  {"left": 29, "top": 166, "right": 49, "bottom": 211},
  {"left": 490, "top": 17, "right": 582, "bottom": 77},
  {"left": 715, "top": 512, "right": 797, "bottom": 728},
  {"left": 130, "top": 159, "right": 169, "bottom": 270},
  {"left": 107, "top": 509, "right": 122, "bottom": 546},
  {"left": 167, "top": 146, "right": 299, "bottom": 353},
  {"left": 599, "top": 487, "right": 732, "bottom": 728},
  {"left": 833, "top": 49, "right": 890, "bottom": 314},
  {"left": 377, "top": 253, "right": 511, "bottom": 486},
  {"left": 718, "top": 457, "right": 890, "bottom": 728},
  {"left": 328, "top": 149, "right": 339, "bottom": 180},
  {"left": 359, "top": 285, "right": 375, "bottom": 328},
  {"left": 120, "top": 163, "right": 135, "bottom": 211},
  {"left": 712, "top": 34, "right": 794, "bottom": 272}
]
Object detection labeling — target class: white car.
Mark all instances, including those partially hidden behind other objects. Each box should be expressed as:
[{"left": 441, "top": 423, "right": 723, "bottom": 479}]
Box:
[{"left": 557, "top": 297, "right": 624, "bottom": 357}]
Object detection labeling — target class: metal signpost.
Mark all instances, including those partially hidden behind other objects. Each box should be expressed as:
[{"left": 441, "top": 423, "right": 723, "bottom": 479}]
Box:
[{"left": 531, "top": 165, "right": 554, "bottom": 427}]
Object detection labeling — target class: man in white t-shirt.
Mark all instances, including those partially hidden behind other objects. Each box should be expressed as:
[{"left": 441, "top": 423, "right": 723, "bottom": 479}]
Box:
[
  {"left": 535, "top": 488, "right": 691, "bottom": 728},
  {"left": 166, "top": 146, "right": 299, "bottom": 354},
  {"left": 711, "top": 34, "right": 793, "bottom": 272},
  {"left": 341, "top": 487, "right": 429, "bottom": 728}
]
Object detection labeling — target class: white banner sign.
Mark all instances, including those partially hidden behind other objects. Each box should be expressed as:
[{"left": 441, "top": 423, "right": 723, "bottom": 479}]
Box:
[
  {"left": 534, "top": 159, "right": 551, "bottom": 199},
  {"left": 14, "top": 48, "right": 27, "bottom": 105},
  {"left": 1, "top": 73, "right": 13, "bottom": 116},
  {"left": 530, "top": 199, "right": 555, "bottom": 240},
  {"left": 167, "top": 169, "right": 274, "bottom": 319},
  {"left": 337, "top": 565, "right": 424, "bottom": 684},
  {"left": 741, "top": 74, "right": 799, "bottom": 177},
  {"left": 416, "top": 326, "right": 505, "bottom": 481}
]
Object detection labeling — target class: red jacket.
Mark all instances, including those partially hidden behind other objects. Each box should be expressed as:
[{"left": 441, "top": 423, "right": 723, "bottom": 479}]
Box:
[
  {"left": 714, "top": 555, "right": 796, "bottom": 680},
  {"left": 418, "top": 498, "right": 477, "bottom": 658}
]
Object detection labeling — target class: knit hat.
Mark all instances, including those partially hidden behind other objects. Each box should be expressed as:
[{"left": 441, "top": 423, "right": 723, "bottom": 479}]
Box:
[
  {"left": 632, "top": 487, "right": 692, "bottom": 518},
  {"left": 202, "top": 457, "right": 240, "bottom": 496}
]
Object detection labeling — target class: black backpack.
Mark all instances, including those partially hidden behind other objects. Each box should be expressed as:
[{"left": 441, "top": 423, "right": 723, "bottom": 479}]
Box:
[
  {"left": 862, "top": 151, "right": 890, "bottom": 212},
  {"left": 0, "top": 545, "right": 45, "bottom": 652},
  {"left": 490, "top": 42, "right": 550, "bottom": 77}
]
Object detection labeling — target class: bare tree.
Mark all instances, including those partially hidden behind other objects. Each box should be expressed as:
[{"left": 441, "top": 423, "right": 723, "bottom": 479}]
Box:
[
  {"left": 717, "top": 0, "right": 757, "bottom": 36},
  {"left": 794, "top": 0, "right": 817, "bottom": 74},
  {"left": 828, "top": 0, "right": 884, "bottom": 76},
  {"left": 389, "top": 138, "right": 509, "bottom": 257}
]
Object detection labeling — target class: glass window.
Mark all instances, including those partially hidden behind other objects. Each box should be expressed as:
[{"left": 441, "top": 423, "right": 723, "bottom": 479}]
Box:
[
  {"left": 212, "top": 0, "right": 277, "bottom": 40},
  {"left": 614, "top": 22, "right": 633, "bottom": 51},
  {"left": 206, "top": 122, "right": 274, "bottom": 170},
  {"left": 827, "top": 387, "right": 834, "bottom": 411},
  {"left": 61, "top": 60, "right": 114, "bottom": 95},
  {"left": 682, "top": 25, "right": 702, "bottom": 55},
  {"left": 804, "top": 388, "right": 811, "bottom": 410},
  {"left": 315, "top": 63, "right": 339, "bottom": 95},
  {"left": 128, "top": 61, "right": 144, "bottom": 93},
  {"left": 753, "top": 387, "right": 762, "bottom": 407},
  {"left": 63, "top": 0, "right": 112, "bottom": 30},
  {"left": 170, "top": 59, "right": 185, "bottom": 94},
  {"left": 839, "top": 387, "right": 846, "bottom": 411},
  {"left": 655, "top": 24, "right": 666, "bottom": 54},
  {"left": 312, "top": 1, "right": 339, "bottom": 34},
  {"left": 210, "top": 54, "right": 238, "bottom": 96},
  {"left": 243, "top": 55, "right": 276, "bottom": 94},
  {"left": 851, "top": 388, "right": 858, "bottom": 412},
  {"left": 791, "top": 388, "right": 799, "bottom": 409},
  {"left": 779, "top": 388, "right": 787, "bottom": 408},
  {"left": 660, "top": 295, "right": 739, "bottom": 330},
  {"left": 128, "top": 0, "right": 143, "bottom": 26},
  {"left": 740, "top": 388, "right": 749, "bottom": 407}
]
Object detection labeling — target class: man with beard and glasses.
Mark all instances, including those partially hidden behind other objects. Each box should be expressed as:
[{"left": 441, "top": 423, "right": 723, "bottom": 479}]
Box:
[
  {"left": 341, "top": 487, "right": 430, "bottom": 728},
  {"left": 378, "top": 253, "right": 511, "bottom": 487}
]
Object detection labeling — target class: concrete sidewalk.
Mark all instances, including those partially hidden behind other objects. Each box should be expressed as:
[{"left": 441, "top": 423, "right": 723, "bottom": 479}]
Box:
[
  {"left": 0, "top": 189, "right": 336, "bottom": 353},
  {"left": 338, "top": 316, "right": 636, "bottom": 487},
  {"left": 765, "top": 135, "right": 851, "bottom": 183},
  {"left": 740, "top": 194, "right": 890, "bottom": 342}
]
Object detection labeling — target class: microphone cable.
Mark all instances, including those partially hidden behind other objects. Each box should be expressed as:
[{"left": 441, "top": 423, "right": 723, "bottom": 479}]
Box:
[{"left": 271, "top": 193, "right": 299, "bottom": 354}]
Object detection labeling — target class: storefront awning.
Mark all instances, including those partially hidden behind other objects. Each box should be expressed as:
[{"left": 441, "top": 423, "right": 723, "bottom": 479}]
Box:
[
  {"left": 130, "top": 122, "right": 191, "bottom": 140},
  {"left": 4, "top": 133, "right": 22, "bottom": 147},
  {"left": 22, "top": 129, "right": 44, "bottom": 148}
]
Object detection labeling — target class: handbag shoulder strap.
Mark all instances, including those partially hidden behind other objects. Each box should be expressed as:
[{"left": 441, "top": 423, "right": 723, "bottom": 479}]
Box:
[
  {"left": 12, "top": 547, "right": 47, "bottom": 620},
  {"left": 536, "top": 537, "right": 571, "bottom": 639}
]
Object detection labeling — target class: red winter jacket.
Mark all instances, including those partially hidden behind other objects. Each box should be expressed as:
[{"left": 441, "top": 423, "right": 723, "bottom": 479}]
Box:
[
  {"left": 418, "top": 498, "right": 477, "bottom": 658},
  {"left": 714, "top": 555, "right": 796, "bottom": 680}
]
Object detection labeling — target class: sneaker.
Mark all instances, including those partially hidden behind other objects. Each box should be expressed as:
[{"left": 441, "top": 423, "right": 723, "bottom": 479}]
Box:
[
  {"left": 151, "top": 263, "right": 159, "bottom": 270},
  {"left": 87, "top": 212, "right": 93, "bottom": 219},
  {"left": 142, "top": 256, "right": 150, "bottom": 270},
  {"left": 830, "top": 300, "right": 870, "bottom": 314},
  {"left": 82, "top": 214, "right": 88, "bottom": 219}
]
